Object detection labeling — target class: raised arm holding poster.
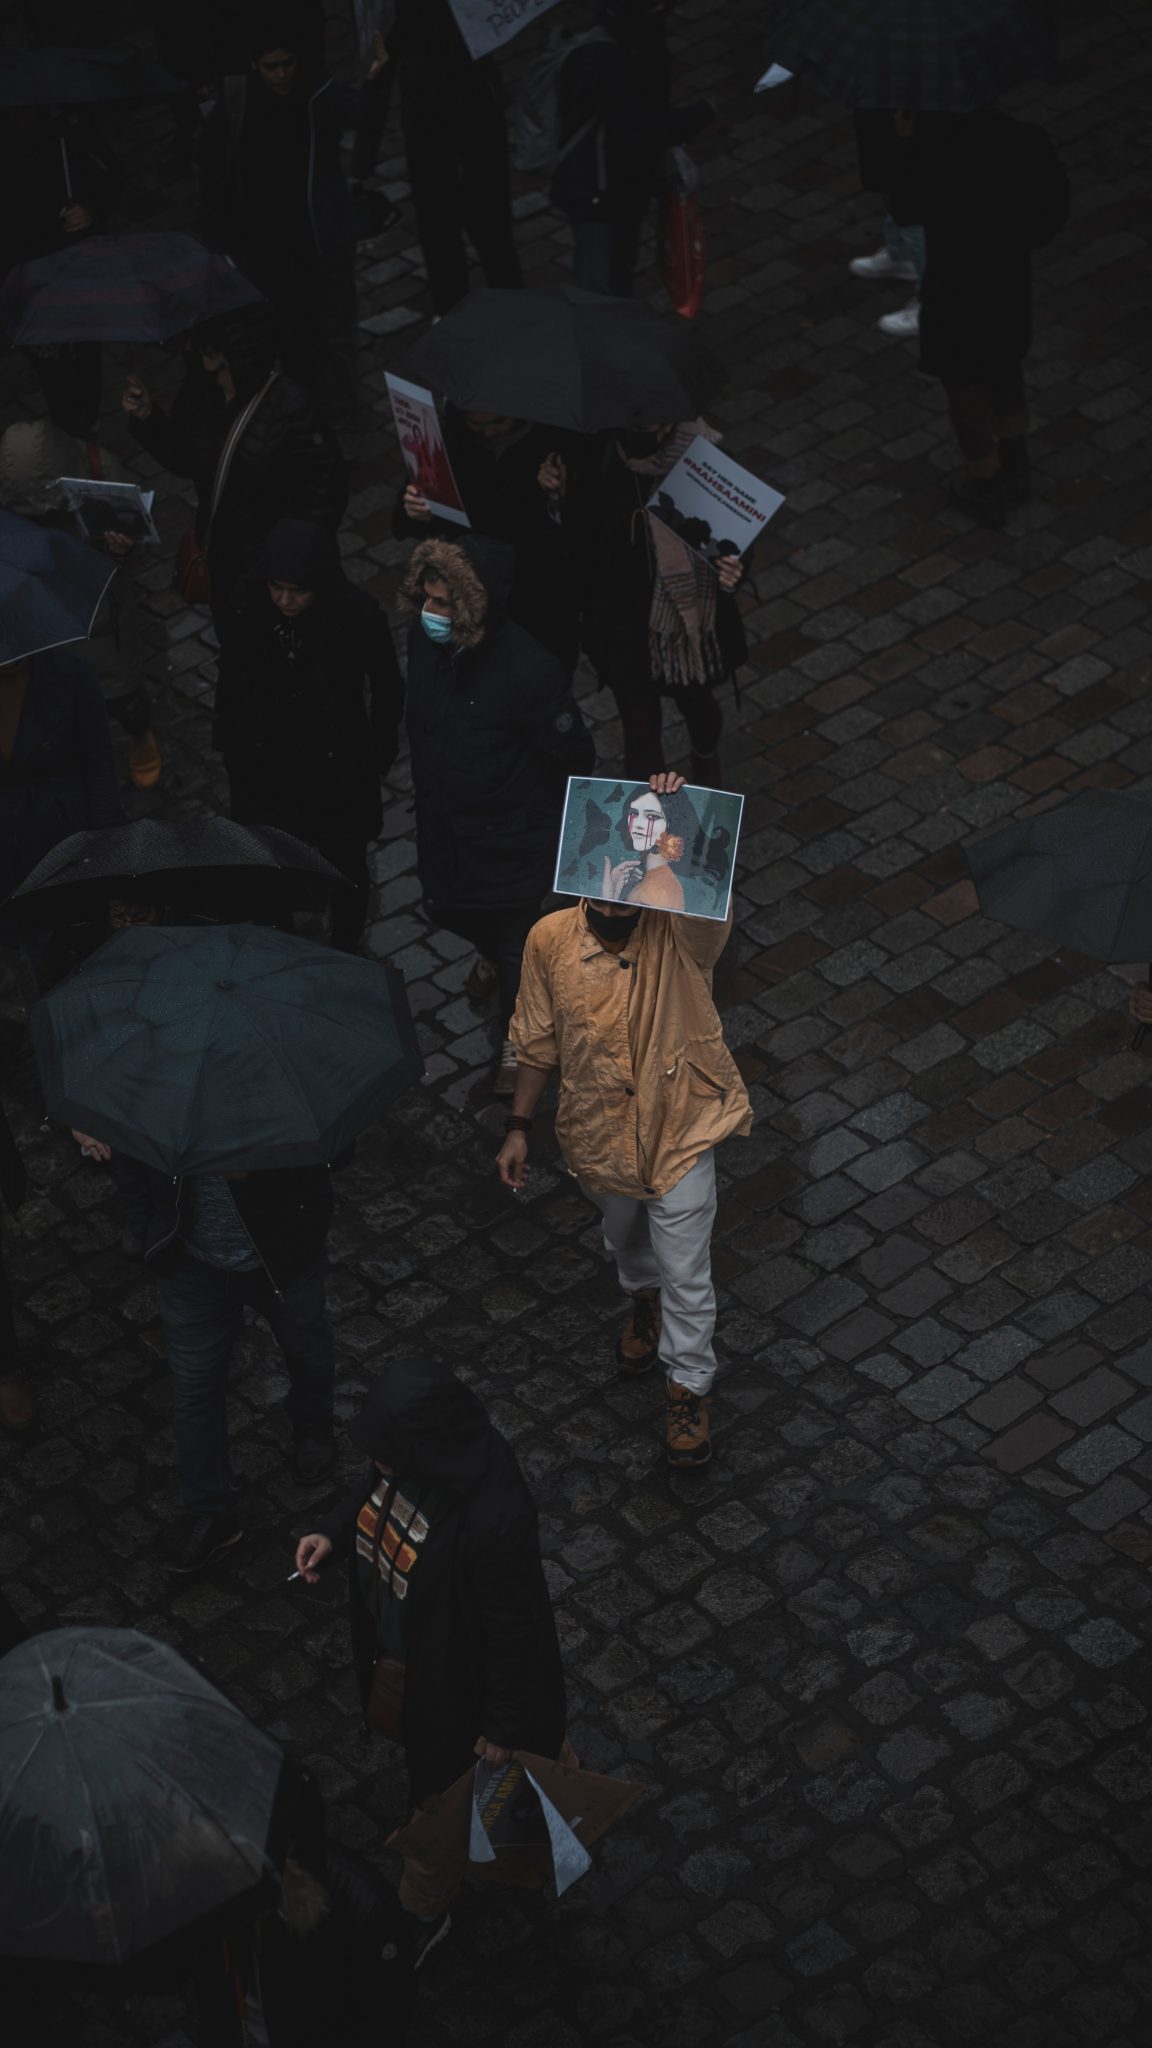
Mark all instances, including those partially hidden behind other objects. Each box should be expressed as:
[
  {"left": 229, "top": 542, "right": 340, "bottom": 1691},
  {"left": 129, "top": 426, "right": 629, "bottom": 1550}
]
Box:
[
  {"left": 384, "top": 373, "right": 470, "bottom": 528},
  {"left": 553, "top": 775, "right": 745, "bottom": 923},
  {"left": 448, "top": 0, "right": 562, "bottom": 61},
  {"left": 645, "top": 436, "right": 784, "bottom": 567}
]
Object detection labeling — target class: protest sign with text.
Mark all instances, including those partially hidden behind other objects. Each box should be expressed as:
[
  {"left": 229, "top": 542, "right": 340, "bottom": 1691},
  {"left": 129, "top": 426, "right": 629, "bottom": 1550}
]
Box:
[
  {"left": 385, "top": 373, "right": 469, "bottom": 528},
  {"left": 645, "top": 436, "right": 783, "bottom": 566},
  {"left": 448, "top": 0, "right": 562, "bottom": 61}
]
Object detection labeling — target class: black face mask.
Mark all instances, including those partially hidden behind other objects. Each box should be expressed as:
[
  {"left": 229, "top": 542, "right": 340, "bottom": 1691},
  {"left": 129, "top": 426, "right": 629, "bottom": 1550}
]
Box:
[
  {"left": 619, "top": 427, "right": 666, "bottom": 459},
  {"left": 587, "top": 904, "right": 643, "bottom": 944}
]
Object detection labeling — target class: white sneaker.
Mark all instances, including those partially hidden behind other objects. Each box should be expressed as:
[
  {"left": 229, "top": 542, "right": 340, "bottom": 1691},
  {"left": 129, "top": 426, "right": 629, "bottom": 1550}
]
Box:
[
  {"left": 878, "top": 299, "right": 921, "bottom": 338},
  {"left": 849, "top": 246, "right": 918, "bottom": 282}
]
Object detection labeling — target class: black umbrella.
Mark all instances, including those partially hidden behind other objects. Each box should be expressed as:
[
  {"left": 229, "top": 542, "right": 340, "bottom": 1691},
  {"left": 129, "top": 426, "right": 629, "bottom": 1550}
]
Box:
[
  {"left": 0, "top": 232, "right": 265, "bottom": 348},
  {"left": 761, "top": 0, "right": 1057, "bottom": 110},
  {"left": 966, "top": 789, "right": 1152, "bottom": 963},
  {"left": 0, "top": 45, "right": 187, "bottom": 108},
  {"left": 401, "top": 286, "right": 723, "bottom": 433},
  {"left": 0, "top": 1628, "right": 288, "bottom": 1966},
  {"left": 0, "top": 504, "right": 116, "bottom": 664},
  {"left": 32, "top": 922, "right": 423, "bottom": 1175},
  {"left": 5, "top": 817, "right": 352, "bottom": 924}
]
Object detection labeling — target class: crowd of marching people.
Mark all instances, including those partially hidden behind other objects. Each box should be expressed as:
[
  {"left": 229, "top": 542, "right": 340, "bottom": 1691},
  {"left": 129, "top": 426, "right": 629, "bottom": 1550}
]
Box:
[{"left": 0, "top": 0, "right": 1074, "bottom": 2037}]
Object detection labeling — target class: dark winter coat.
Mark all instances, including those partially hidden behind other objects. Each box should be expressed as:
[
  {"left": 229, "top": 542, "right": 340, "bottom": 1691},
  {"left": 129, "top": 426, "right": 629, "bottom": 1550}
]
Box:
[
  {"left": 214, "top": 521, "right": 404, "bottom": 836},
  {"left": 0, "top": 1106, "right": 25, "bottom": 1216},
  {"left": 911, "top": 110, "right": 1070, "bottom": 381},
  {"left": 192, "top": 1843, "right": 414, "bottom": 2048},
  {"left": 199, "top": 71, "right": 362, "bottom": 261},
  {"left": 400, "top": 534, "right": 594, "bottom": 910},
  {"left": 142, "top": 1165, "right": 334, "bottom": 1296},
  {"left": 316, "top": 1359, "right": 566, "bottom": 1806},
  {"left": 575, "top": 439, "right": 747, "bottom": 693},
  {"left": 0, "top": 649, "right": 121, "bottom": 942},
  {"left": 393, "top": 412, "right": 586, "bottom": 670},
  {"left": 551, "top": 28, "right": 711, "bottom": 222},
  {"left": 127, "top": 366, "right": 347, "bottom": 616}
]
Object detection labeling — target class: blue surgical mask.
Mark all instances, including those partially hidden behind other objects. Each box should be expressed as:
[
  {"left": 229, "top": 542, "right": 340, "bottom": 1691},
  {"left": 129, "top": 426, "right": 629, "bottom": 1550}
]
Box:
[{"left": 421, "top": 605, "right": 454, "bottom": 645}]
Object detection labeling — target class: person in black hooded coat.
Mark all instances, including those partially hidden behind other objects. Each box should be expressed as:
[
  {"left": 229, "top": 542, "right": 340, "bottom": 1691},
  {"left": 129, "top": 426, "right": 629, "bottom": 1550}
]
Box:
[
  {"left": 295, "top": 1360, "right": 566, "bottom": 1945},
  {"left": 122, "top": 308, "right": 348, "bottom": 637},
  {"left": 215, "top": 519, "right": 404, "bottom": 948},
  {"left": 399, "top": 532, "right": 594, "bottom": 1093}
]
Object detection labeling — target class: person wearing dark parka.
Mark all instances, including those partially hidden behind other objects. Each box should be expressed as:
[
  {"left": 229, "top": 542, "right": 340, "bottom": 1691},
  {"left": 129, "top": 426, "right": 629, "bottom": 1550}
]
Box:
[
  {"left": 399, "top": 532, "right": 595, "bottom": 1094},
  {"left": 295, "top": 1358, "right": 567, "bottom": 1968}
]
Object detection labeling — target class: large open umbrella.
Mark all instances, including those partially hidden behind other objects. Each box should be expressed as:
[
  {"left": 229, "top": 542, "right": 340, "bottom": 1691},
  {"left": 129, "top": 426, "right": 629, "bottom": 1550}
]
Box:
[
  {"left": 0, "top": 46, "right": 187, "bottom": 108},
  {"left": 0, "top": 506, "right": 116, "bottom": 664},
  {"left": 401, "top": 286, "right": 723, "bottom": 433},
  {"left": 5, "top": 817, "right": 352, "bottom": 924},
  {"left": 32, "top": 922, "right": 423, "bottom": 1175},
  {"left": 0, "top": 1628, "right": 287, "bottom": 1967},
  {"left": 760, "top": 0, "right": 1057, "bottom": 110},
  {"left": 966, "top": 789, "right": 1152, "bottom": 963},
  {"left": 0, "top": 232, "right": 265, "bottom": 348}
]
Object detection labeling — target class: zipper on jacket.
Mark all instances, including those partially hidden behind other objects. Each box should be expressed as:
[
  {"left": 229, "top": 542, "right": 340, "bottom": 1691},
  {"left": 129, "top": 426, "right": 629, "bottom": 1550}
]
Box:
[
  {"left": 145, "top": 1173, "right": 284, "bottom": 1299},
  {"left": 144, "top": 1175, "right": 183, "bottom": 1262}
]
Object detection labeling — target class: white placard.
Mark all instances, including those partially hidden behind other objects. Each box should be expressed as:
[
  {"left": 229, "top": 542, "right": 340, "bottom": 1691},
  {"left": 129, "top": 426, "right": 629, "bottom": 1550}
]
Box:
[
  {"left": 448, "top": 0, "right": 562, "bottom": 61},
  {"left": 384, "top": 373, "right": 470, "bottom": 529},
  {"left": 646, "top": 435, "right": 784, "bottom": 566}
]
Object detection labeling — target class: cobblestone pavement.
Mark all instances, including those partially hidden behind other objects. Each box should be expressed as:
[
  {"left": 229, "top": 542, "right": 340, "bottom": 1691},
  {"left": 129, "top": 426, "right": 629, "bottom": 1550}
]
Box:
[{"left": 3, "top": 3, "right": 1152, "bottom": 2043}]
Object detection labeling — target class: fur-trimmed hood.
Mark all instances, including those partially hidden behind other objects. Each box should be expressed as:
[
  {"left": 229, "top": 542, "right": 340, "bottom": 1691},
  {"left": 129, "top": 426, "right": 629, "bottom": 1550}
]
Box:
[{"left": 399, "top": 533, "right": 515, "bottom": 651}]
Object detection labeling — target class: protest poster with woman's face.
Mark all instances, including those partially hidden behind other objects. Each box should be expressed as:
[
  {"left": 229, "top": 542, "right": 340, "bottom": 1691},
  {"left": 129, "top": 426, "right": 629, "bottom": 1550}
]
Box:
[{"left": 553, "top": 778, "right": 744, "bottom": 922}]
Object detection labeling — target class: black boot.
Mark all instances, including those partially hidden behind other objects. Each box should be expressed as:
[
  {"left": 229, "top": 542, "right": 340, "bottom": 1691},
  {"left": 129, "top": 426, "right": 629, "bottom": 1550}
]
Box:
[
  {"left": 950, "top": 471, "right": 1007, "bottom": 529},
  {"left": 1000, "top": 435, "right": 1031, "bottom": 504}
]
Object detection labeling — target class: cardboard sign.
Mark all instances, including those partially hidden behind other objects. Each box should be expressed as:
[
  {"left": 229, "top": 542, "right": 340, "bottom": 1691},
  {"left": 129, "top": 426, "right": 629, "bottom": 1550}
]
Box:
[
  {"left": 646, "top": 435, "right": 784, "bottom": 566},
  {"left": 384, "top": 373, "right": 469, "bottom": 528},
  {"left": 553, "top": 775, "right": 745, "bottom": 924},
  {"left": 448, "top": 0, "right": 562, "bottom": 61}
]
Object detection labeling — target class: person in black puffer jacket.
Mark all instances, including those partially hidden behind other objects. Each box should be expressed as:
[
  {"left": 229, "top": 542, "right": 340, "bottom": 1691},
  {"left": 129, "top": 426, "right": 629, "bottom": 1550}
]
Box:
[
  {"left": 122, "top": 306, "right": 348, "bottom": 638},
  {"left": 215, "top": 519, "right": 404, "bottom": 948},
  {"left": 295, "top": 1360, "right": 566, "bottom": 1967},
  {"left": 399, "top": 532, "right": 594, "bottom": 1095}
]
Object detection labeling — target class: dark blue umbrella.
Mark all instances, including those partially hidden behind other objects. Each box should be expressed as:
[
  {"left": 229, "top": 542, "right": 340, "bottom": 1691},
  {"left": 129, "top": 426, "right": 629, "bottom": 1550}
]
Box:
[
  {"left": 0, "top": 506, "right": 116, "bottom": 664},
  {"left": 32, "top": 923, "right": 424, "bottom": 1175},
  {"left": 0, "top": 46, "right": 188, "bottom": 108},
  {"left": 0, "top": 232, "right": 265, "bottom": 347},
  {"left": 0, "top": 1628, "right": 287, "bottom": 1966}
]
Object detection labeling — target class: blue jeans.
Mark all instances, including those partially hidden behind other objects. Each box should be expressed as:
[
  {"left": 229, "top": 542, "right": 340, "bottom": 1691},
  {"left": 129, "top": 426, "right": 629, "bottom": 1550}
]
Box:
[
  {"left": 571, "top": 213, "right": 646, "bottom": 297},
  {"left": 884, "top": 213, "right": 926, "bottom": 283},
  {"left": 157, "top": 1251, "right": 335, "bottom": 1515}
]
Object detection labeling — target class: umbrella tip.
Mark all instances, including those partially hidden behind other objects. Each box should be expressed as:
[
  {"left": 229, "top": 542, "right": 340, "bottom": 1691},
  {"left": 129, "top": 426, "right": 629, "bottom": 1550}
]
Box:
[{"left": 51, "top": 1675, "right": 66, "bottom": 1712}]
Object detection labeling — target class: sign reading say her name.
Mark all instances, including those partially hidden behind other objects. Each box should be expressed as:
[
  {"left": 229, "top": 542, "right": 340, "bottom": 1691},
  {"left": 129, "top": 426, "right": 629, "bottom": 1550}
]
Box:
[{"left": 448, "top": 0, "right": 562, "bottom": 60}]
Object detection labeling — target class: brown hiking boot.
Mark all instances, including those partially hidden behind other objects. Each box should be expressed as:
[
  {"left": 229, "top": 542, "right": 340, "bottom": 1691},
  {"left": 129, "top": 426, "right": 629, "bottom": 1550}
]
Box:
[
  {"left": 665, "top": 1382, "right": 712, "bottom": 1469},
  {"left": 616, "top": 1288, "right": 661, "bottom": 1376}
]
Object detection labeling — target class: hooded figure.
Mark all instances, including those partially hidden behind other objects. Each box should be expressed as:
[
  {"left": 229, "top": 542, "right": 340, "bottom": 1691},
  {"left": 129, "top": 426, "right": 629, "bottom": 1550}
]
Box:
[
  {"left": 399, "top": 533, "right": 594, "bottom": 1089},
  {"left": 0, "top": 421, "right": 161, "bottom": 786},
  {"left": 196, "top": 1, "right": 381, "bottom": 421},
  {"left": 301, "top": 1359, "right": 566, "bottom": 1928},
  {"left": 123, "top": 307, "right": 348, "bottom": 636},
  {"left": 213, "top": 518, "right": 404, "bottom": 947}
]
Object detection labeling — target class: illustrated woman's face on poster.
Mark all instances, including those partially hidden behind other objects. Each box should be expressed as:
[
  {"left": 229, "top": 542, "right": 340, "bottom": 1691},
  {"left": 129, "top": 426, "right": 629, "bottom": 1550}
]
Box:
[{"left": 627, "top": 792, "right": 667, "bottom": 853}]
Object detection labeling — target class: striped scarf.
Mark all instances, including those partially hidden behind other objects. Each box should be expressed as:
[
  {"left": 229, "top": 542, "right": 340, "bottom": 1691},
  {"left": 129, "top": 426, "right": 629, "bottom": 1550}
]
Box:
[{"left": 621, "top": 420, "right": 724, "bottom": 692}]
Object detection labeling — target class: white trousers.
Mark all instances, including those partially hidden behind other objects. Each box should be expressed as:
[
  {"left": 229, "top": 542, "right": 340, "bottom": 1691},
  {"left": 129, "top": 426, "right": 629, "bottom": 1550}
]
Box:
[{"left": 581, "top": 1150, "right": 718, "bottom": 1395}]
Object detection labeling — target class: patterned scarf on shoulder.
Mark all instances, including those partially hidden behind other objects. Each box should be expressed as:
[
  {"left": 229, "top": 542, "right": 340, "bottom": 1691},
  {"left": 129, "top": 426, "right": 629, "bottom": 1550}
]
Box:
[{"left": 621, "top": 420, "right": 724, "bottom": 691}]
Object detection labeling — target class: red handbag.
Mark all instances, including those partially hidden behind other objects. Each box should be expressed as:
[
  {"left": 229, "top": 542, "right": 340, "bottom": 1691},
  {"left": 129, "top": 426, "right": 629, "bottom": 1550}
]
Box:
[
  {"left": 174, "top": 527, "right": 212, "bottom": 605},
  {"left": 659, "top": 147, "right": 706, "bottom": 321}
]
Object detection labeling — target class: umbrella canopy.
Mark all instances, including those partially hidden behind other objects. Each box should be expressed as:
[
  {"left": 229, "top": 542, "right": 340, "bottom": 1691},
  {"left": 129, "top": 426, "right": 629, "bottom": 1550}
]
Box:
[
  {"left": 6, "top": 817, "right": 352, "bottom": 924},
  {"left": 0, "top": 46, "right": 187, "bottom": 108},
  {"left": 0, "top": 1628, "right": 286, "bottom": 1966},
  {"left": 0, "top": 505, "right": 116, "bottom": 664},
  {"left": 401, "top": 286, "right": 723, "bottom": 433},
  {"left": 0, "top": 232, "right": 265, "bottom": 348},
  {"left": 966, "top": 789, "right": 1152, "bottom": 963},
  {"left": 761, "top": 0, "right": 1056, "bottom": 110},
  {"left": 32, "top": 922, "right": 423, "bottom": 1174}
]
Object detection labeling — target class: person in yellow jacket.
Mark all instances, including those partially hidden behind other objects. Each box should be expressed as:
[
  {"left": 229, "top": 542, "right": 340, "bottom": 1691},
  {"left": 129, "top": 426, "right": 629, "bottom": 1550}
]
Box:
[{"left": 496, "top": 772, "right": 752, "bottom": 1469}]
